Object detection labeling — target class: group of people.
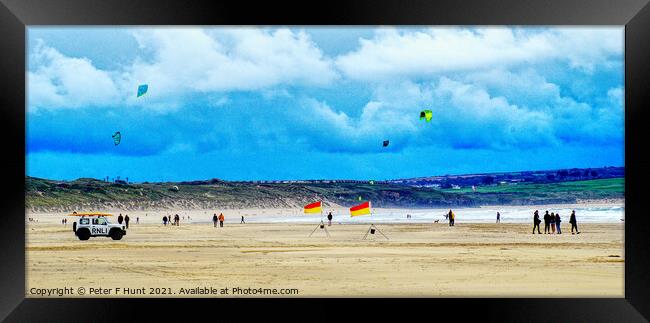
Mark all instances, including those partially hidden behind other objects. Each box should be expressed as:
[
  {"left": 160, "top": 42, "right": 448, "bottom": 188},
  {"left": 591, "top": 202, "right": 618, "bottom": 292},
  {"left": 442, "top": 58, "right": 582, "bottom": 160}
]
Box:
[
  {"left": 212, "top": 213, "right": 225, "bottom": 227},
  {"left": 533, "top": 210, "right": 580, "bottom": 234},
  {"left": 434, "top": 209, "right": 581, "bottom": 234},
  {"left": 61, "top": 218, "right": 68, "bottom": 225},
  {"left": 162, "top": 214, "right": 181, "bottom": 226},
  {"left": 117, "top": 214, "right": 132, "bottom": 228}
]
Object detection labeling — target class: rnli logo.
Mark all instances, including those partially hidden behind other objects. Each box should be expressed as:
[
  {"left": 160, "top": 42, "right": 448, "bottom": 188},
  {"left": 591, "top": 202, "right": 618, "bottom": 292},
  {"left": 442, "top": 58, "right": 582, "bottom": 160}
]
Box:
[{"left": 91, "top": 227, "right": 107, "bottom": 234}]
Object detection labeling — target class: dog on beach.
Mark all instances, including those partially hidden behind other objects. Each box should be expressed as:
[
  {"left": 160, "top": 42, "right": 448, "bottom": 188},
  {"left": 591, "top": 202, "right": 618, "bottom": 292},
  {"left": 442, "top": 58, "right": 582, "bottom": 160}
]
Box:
[{"left": 434, "top": 220, "right": 439, "bottom": 223}]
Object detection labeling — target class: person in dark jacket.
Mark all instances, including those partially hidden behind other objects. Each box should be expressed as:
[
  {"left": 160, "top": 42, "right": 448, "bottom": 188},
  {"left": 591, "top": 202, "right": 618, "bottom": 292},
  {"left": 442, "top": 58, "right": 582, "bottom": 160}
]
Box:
[
  {"left": 212, "top": 214, "right": 218, "bottom": 228},
  {"left": 569, "top": 210, "right": 580, "bottom": 234},
  {"left": 162, "top": 216, "right": 168, "bottom": 226},
  {"left": 543, "top": 211, "right": 550, "bottom": 234},
  {"left": 533, "top": 210, "right": 541, "bottom": 234},
  {"left": 496, "top": 212, "right": 501, "bottom": 223},
  {"left": 555, "top": 213, "right": 562, "bottom": 234},
  {"left": 550, "top": 212, "right": 556, "bottom": 234},
  {"left": 124, "top": 214, "right": 130, "bottom": 229},
  {"left": 327, "top": 212, "right": 333, "bottom": 226},
  {"left": 118, "top": 213, "right": 124, "bottom": 225}
]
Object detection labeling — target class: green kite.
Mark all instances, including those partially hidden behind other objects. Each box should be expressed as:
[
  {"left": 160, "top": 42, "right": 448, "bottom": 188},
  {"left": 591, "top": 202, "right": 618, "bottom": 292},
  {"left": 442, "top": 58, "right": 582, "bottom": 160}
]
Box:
[{"left": 420, "top": 110, "right": 433, "bottom": 122}]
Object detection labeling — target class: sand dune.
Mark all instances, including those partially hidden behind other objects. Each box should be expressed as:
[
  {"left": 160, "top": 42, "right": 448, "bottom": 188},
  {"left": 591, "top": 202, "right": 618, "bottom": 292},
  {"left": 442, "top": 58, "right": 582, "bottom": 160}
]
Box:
[{"left": 26, "top": 211, "right": 623, "bottom": 297}]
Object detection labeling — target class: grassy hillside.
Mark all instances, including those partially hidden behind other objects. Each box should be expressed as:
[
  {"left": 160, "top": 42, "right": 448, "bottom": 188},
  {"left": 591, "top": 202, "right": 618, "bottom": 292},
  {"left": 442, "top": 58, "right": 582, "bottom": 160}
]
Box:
[
  {"left": 25, "top": 177, "right": 624, "bottom": 213},
  {"left": 440, "top": 178, "right": 624, "bottom": 205}
]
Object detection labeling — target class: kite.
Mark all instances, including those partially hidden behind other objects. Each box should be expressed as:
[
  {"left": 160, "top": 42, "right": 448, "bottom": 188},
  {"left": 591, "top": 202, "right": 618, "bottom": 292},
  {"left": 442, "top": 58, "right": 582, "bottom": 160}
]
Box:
[
  {"left": 112, "top": 131, "right": 121, "bottom": 146},
  {"left": 137, "top": 84, "right": 148, "bottom": 97},
  {"left": 382, "top": 140, "right": 389, "bottom": 147},
  {"left": 420, "top": 110, "right": 433, "bottom": 122}
]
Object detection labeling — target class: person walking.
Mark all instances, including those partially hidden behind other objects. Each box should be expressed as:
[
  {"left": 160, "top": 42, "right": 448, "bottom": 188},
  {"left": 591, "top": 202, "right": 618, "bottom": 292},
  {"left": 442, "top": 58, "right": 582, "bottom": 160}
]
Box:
[
  {"left": 175, "top": 214, "right": 180, "bottom": 226},
  {"left": 219, "top": 213, "right": 225, "bottom": 227},
  {"left": 118, "top": 213, "right": 124, "bottom": 225},
  {"left": 550, "top": 212, "right": 556, "bottom": 234},
  {"left": 449, "top": 212, "right": 456, "bottom": 227},
  {"left": 136, "top": 217, "right": 139, "bottom": 224},
  {"left": 212, "top": 214, "right": 218, "bottom": 228},
  {"left": 496, "top": 212, "right": 501, "bottom": 223},
  {"left": 162, "top": 216, "right": 168, "bottom": 226},
  {"left": 241, "top": 215, "right": 245, "bottom": 224},
  {"left": 125, "top": 214, "right": 130, "bottom": 229},
  {"left": 569, "top": 210, "right": 580, "bottom": 234},
  {"left": 543, "top": 211, "right": 550, "bottom": 234},
  {"left": 327, "top": 212, "right": 333, "bottom": 226},
  {"left": 555, "top": 213, "right": 562, "bottom": 234},
  {"left": 448, "top": 209, "right": 453, "bottom": 226},
  {"left": 533, "top": 210, "right": 541, "bottom": 234}
]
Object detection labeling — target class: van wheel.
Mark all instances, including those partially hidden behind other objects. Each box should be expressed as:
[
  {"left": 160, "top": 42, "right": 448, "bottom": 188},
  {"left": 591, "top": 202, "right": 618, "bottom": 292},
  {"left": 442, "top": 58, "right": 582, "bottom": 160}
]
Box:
[
  {"left": 77, "top": 229, "right": 90, "bottom": 240},
  {"left": 110, "top": 229, "right": 123, "bottom": 240}
]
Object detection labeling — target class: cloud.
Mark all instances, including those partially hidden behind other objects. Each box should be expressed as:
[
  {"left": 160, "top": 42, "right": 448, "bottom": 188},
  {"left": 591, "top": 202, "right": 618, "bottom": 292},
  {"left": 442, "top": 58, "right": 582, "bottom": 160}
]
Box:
[
  {"left": 126, "top": 28, "right": 338, "bottom": 97},
  {"left": 335, "top": 27, "right": 623, "bottom": 81},
  {"left": 269, "top": 78, "right": 557, "bottom": 154},
  {"left": 430, "top": 77, "right": 556, "bottom": 149},
  {"left": 26, "top": 27, "right": 624, "bottom": 160},
  {"left": 607, "top": 87, "right": 624, "bottom": 107},
  {"left": 28, "top": 28, "right": 339, "bottom": 112},
  {"left": 284, "top": 72, "right": 621, "bottom": 154},
  {"left": 28, "top": 40, "right": 121, "bottom": 111},
  {"left": 552, "top": 28, "right": 623, "bottom": 72}
]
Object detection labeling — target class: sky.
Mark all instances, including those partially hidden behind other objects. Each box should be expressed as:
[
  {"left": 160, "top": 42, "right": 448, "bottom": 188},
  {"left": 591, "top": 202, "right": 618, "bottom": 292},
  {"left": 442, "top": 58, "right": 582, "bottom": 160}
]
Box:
[{"left": 26, "top": 26, "right": 624, "bottom": 182}]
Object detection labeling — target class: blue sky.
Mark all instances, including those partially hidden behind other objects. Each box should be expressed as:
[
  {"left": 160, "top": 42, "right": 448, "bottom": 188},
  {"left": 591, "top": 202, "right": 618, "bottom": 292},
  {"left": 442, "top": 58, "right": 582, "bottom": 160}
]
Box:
[{"left": 26, "top": 27, "right": 624, "bottom": 182}]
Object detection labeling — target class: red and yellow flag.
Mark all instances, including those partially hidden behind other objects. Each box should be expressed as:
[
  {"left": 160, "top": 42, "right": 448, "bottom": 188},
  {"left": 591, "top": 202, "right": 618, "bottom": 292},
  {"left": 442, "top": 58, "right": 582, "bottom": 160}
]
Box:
[
  {"left": 350, "top": 201, "right": 371, "bottom": 217},
  {"left": 304, "top": 201, "right": 322, "bottom": 214}
]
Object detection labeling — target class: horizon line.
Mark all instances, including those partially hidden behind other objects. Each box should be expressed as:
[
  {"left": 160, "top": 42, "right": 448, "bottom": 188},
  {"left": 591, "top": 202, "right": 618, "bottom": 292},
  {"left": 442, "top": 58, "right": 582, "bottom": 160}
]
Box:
[{"left": 25, "top": 165, "right": 625, "bottom": 184}]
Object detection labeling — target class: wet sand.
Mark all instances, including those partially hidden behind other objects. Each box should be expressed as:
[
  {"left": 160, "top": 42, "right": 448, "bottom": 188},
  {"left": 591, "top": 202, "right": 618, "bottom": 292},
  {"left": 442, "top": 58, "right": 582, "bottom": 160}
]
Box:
[{"left": 26, "top": 214, "right": 624, "bottom": 297}]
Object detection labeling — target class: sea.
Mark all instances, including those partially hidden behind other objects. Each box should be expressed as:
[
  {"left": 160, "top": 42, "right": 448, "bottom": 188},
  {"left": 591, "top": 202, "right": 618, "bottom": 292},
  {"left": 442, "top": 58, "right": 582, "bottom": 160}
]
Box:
[{"left": 244, "top": 204, "right": 625, "bottom": 224}]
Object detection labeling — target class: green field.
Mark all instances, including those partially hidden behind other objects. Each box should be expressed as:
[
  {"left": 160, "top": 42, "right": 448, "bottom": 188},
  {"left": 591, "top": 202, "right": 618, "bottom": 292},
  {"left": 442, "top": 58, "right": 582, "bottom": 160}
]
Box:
[{"left": 441, "top": 178, "right": 624, "bottom": 194}]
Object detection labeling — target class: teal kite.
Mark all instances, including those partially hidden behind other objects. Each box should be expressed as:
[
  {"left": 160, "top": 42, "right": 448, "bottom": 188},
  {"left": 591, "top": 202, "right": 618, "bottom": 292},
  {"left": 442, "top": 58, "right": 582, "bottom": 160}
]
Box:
[
  {"left": 112, "top": 131, "right": 121, "bottom": 146},
  {"left": 137, "top": 84, "right": 148, "bottom": 97}
]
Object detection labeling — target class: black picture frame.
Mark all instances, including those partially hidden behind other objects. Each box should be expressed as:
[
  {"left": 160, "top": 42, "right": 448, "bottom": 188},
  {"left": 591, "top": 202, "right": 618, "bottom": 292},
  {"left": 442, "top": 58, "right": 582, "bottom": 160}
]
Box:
[{"left": 1, "top": 0, "right": 649, "bottom": 321}]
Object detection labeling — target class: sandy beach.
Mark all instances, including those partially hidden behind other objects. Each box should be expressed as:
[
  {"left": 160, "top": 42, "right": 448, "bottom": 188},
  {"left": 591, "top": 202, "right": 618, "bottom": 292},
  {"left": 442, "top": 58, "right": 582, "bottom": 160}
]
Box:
[{"left": 26, "top": 209, "right": 624, "bottom": 297}]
